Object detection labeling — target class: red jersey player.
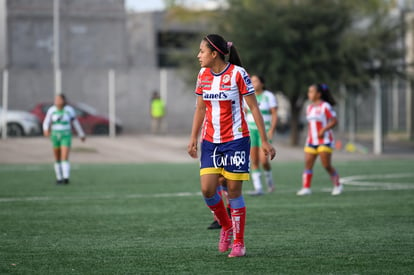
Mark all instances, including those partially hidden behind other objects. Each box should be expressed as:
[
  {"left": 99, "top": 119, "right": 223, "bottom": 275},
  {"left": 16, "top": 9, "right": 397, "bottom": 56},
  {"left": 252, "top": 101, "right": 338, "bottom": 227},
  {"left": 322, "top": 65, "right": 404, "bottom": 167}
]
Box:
[
  {"left": 297, "top": 84, "right": 343, "bottom": 196},
  {"left": 187, "top": 34, "right": 276, "bottom": 257}
]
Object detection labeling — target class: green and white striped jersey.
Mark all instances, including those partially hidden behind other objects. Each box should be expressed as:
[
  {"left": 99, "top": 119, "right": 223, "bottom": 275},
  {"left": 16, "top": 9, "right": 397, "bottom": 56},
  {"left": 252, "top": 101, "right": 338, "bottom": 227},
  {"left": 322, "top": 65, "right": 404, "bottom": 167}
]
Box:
[
  {"left": 43, "top": 105, "right": 85, "bottom": 137},
  {"left": 245, "top": 90, "right": 278, "bottom": 130}
]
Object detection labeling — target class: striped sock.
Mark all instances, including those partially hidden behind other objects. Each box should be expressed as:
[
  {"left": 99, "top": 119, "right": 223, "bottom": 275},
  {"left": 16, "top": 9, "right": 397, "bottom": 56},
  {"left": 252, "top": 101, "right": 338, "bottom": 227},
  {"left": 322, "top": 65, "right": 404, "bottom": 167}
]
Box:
[{"left": 229, "top": 196, "right": 246, "bottom": 246}]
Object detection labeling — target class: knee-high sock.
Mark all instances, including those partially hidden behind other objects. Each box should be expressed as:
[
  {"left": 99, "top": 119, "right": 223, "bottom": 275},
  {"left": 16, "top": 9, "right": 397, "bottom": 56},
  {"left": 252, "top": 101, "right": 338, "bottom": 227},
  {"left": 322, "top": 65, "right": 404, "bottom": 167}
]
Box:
[
  {"left": 229, "top": 196, "right": 246, "bottom": 246},
  {"left": 61, "top": 161, "right": 70, "bottom": 179},
  {"left": 251, "top": 170, "right": 262, "bottom": 192},
  {"left": 54, "top": 162, "right": 62, "bottom": 181},
  {"left": 302, "top": 169, "right": 313, "bottom": 188},
  {"left": 264, "top": 170, "right": 273, "bottom": 187},
  {"left": 330, "top": 170, "right": 340, "bottom": 186},
  {"left": 204, "top": 192, "right": 232, "bottom": 230}
]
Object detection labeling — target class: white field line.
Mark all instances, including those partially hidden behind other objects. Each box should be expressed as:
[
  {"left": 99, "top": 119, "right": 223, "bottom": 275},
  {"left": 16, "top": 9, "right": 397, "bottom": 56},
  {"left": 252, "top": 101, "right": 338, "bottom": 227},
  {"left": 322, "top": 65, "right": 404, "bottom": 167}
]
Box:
[
  {"left": 1, "top": 173, "right": 413, "bottom": 203},
  {"left": 0, "top": 165, "right": 80, "bottom": 172},
  {"left": 339, "top": 173, "right": 414, "bottom": 190},
  {"left": 0, "top": 192, "right": 203, "bottom": 203}
]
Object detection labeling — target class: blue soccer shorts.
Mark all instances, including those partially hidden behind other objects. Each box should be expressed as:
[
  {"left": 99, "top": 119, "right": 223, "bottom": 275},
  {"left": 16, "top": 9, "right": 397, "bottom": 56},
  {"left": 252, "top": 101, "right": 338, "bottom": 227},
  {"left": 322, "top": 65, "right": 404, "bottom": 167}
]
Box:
[{"left": 200, "top": 136, "right": 250, "bottom": 181}]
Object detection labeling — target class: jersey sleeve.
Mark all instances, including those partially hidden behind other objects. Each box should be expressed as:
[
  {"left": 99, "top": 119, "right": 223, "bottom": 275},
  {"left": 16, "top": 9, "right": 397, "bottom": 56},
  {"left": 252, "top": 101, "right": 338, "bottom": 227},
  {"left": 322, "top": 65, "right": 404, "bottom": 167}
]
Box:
[
  {"left": 324, "top": 102, "right": 336, "bottom": 119},
  {"left": 66, "top": 106, "right": 77, "bottom": 120},
  {"left": 236, "top": 68, "right": 255, "bottom": 96},
  {"left": 268, "top": 91, "right": 278, "bottom": 108},
  {"left": 194, "top": 68, "right": 205, "bottom": 96}
]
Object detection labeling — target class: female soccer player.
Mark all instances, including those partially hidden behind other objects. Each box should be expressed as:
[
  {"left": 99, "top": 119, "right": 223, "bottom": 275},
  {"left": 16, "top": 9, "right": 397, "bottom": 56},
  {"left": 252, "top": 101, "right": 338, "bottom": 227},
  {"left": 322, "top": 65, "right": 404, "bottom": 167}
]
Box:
[
  {"left": 296, "top": 84, "right": 343, "bottom": 196},
  {"left": 43, "top": 94, "right": 85, "bottom": 184},
  {"left": 245, "top": 75, "right": 278, "bottom": 195},
  {"left": 187, "top": 34, "right": 276, "bottom": 257}
]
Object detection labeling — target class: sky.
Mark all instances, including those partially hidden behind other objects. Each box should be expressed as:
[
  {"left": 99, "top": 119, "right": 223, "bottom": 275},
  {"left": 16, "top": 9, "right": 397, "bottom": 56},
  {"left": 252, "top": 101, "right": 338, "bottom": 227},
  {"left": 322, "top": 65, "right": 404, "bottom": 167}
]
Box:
[
  {"left": 125, "top": 0, "right": 165, "bottom": 12},
  {"left": 125, "top": 0, "right": 227, "bottom": 12}
]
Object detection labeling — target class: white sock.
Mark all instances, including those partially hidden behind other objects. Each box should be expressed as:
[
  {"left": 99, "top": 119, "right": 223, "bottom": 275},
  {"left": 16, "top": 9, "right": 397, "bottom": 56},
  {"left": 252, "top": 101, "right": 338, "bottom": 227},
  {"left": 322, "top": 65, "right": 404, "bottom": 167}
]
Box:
[
  {"left": 61, "top": 161, "right": 70, "bottom": 179},
  {"left": 251, "top": 171, "right": 263, "bottom": 192},
  {"left": 54, "top": 162, "right": 62, "bottom": 181},
  {"left": 264, "top": 170, "right": 274, "bottom": 187}
]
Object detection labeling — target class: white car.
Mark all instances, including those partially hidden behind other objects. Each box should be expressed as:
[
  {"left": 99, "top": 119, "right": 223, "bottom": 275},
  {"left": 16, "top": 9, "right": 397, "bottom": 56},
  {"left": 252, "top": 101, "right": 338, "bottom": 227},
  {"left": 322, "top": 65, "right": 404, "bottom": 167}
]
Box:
[{"left": 0, "top": 107, "right": 42, "bottom": 137}]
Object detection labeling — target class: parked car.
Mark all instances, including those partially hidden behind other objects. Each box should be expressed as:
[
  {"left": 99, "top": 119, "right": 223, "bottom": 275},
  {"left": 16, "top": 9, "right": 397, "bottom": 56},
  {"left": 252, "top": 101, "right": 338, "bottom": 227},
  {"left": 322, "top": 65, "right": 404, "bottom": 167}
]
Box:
[
  {"left": 30, "top": 102, "right": 123, "bottom": 135},
  {"left": 0, "top": 107, "right": 42, "bottom": 137}
]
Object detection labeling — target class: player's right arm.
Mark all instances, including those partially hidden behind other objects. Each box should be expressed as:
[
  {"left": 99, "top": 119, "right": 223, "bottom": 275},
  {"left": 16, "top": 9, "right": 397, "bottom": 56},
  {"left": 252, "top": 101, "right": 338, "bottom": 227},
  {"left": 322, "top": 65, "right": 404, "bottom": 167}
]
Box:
[
  {"left": 188, "top": 96, "right": 205, "bottom": 159},
  {"left": 42, "top": 106, "right": 54, "bottom": 137}
]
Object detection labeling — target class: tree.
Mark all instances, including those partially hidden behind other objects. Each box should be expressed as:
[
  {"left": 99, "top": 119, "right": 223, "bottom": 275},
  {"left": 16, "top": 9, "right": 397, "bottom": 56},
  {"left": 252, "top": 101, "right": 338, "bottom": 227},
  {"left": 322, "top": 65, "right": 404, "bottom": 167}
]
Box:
[{"left": 215, "top": 0, "right": 401, "bottom": 145}]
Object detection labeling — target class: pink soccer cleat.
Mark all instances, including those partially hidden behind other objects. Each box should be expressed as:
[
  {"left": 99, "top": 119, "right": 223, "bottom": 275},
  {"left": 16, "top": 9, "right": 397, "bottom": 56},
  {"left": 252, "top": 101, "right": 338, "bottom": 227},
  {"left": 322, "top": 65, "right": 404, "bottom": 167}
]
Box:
[
  {"left": 228, "top": 243, "right": 246, "bottom": 257},
  {"left": 218, "top": 227, "right": 233, "bottom": 252}
]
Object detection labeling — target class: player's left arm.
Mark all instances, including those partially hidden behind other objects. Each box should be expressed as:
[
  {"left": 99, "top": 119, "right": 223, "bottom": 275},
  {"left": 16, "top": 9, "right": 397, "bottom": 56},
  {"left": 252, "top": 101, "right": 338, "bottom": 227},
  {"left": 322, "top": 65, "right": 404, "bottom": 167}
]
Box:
[
  {"left": 245, "top": 94, "right": 276, "bottom": 160},
  {"left": 268, "top": 106, "right": 278, "bottom": 140},
  {"left": 267, "top": 93, "right": 278, "bottom": 140},
  {"left": 318, "top": 105, "right": 337, "bottom": 138},
  {"left": 68, "top": 106, "right": 86, "bottom": 141}
]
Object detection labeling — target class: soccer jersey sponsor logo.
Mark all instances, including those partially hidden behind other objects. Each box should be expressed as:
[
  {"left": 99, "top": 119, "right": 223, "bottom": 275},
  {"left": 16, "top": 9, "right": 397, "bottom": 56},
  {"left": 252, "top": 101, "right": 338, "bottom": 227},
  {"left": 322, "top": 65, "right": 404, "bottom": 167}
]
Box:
[
  {"left": 241, "top": 70, "right": 253, "bottom": 88},
  {"left": 203, "top": 92, "right": 228, "bottom": 100},
  {"left": 243, "top": 75, "right": 251, "bottom": 85},
  {"left": 223, "top": 74, "right": 231, "bottom": 83},
  {"left": 211, "top": 147, "right": 247, "bottom": 170},
  {"left": 233, "top": 216, "right": 241, "bottom": 233}
]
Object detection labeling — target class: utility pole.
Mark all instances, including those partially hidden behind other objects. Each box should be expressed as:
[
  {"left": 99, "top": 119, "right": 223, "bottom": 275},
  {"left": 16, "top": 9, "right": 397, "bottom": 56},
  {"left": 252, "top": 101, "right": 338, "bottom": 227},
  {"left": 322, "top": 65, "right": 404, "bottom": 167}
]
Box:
[
  {"left": 53, "top": 0, "right": 61, "bottom": 95},
  {"left": 373, "top": 75, "right": 383, "bottom": 155}
]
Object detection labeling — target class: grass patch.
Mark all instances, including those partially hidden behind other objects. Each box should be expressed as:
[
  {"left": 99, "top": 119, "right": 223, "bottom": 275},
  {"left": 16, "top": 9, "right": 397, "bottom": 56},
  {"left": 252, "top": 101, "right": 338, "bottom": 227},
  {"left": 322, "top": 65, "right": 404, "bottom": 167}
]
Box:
[{"left": 0, "top": 160, "right": 413, "bottom": 274}]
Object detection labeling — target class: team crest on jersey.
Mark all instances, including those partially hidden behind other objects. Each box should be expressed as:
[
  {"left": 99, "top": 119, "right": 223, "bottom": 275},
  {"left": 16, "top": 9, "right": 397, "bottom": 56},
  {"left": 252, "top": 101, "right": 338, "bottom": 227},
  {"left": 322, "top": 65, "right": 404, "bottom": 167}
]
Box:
[{"left": 222, "top": 74, "right": 231, "bottom": 83}]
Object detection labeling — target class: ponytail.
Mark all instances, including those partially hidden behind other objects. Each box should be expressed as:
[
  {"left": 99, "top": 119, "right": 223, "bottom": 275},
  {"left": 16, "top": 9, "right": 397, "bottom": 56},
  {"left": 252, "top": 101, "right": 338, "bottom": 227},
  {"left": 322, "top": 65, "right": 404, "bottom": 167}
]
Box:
[
  {"left": 315, "top": 83, "right": 336, "bottom": 106},
  {"left": 228, "top": 45, "right": 242, "bottom": 67},
  {"left": 204, "top": 34, "right": 243, "bottom": 67}
]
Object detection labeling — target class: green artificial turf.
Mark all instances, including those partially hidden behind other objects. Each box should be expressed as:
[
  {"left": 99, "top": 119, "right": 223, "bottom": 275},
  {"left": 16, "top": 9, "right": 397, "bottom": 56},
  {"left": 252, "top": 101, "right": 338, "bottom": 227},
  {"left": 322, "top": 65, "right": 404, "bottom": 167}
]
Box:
[{"left": 0, "top": 160, "right": 413, "bottom": 274}]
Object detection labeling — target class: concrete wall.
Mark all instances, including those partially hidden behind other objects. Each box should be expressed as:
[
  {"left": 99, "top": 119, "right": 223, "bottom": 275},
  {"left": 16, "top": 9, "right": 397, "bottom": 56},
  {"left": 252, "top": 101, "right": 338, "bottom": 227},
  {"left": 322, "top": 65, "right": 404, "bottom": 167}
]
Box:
[
  {"left": 7, "top": 0, "right": 127, "bottom": 68},
  {"left": 6, "top": 68, "right": 196, "bottom": 134},
  {"left": 3, "top": 1, "right": 197, "bottom": 135},
  {"left": 126, "top": 12, "right": 157, "bottom": 68}
]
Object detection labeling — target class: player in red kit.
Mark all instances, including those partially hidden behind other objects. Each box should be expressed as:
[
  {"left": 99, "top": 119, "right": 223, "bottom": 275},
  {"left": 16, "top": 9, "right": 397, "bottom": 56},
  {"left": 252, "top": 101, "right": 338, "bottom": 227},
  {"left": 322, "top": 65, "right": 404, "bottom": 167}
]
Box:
[
  {"left": 297, "top": 83, "right": 343, "bottom": 196},
  {"left": 187, "top": 34, "right": 276, "bottom": 257}
]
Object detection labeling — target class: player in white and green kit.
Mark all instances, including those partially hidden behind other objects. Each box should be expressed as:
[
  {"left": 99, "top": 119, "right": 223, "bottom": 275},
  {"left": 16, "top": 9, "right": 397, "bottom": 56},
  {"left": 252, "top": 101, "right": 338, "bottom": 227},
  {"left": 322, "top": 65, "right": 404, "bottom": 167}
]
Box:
[
  {"left": 43, "top": 94, "right": 85, "bottom": 184},
  {"left": 245, "top": 75, "right": 278, "bottom": 195}
]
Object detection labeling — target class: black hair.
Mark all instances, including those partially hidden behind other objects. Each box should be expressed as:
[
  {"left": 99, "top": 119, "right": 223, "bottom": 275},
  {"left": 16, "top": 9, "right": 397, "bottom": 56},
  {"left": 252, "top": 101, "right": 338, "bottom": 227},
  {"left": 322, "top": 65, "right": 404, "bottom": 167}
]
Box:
[
  {"left": 314, "top": 83, "right": 336, "bottom": 106},
  {"left": 252, "top": 75, "right": 266, "bottom": 90},
  {"left": 203, "top": 34, "right": 243, "bottom": 67},
  {"left": 57, "top": 93, "right": 67, "bottom": 105},
  {"left": 151, "top": 91, "right": 160, "bottom": 100}
]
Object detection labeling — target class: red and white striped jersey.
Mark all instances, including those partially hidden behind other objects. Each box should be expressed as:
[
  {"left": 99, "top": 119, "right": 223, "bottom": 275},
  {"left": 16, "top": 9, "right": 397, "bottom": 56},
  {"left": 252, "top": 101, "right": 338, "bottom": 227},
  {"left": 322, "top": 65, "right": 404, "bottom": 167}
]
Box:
[
  {"left": 306, "top": 101, "right": 336, "bottom": 146},
  {"left": 195, "top": 63, "right": 255, "bottom": 143}
]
